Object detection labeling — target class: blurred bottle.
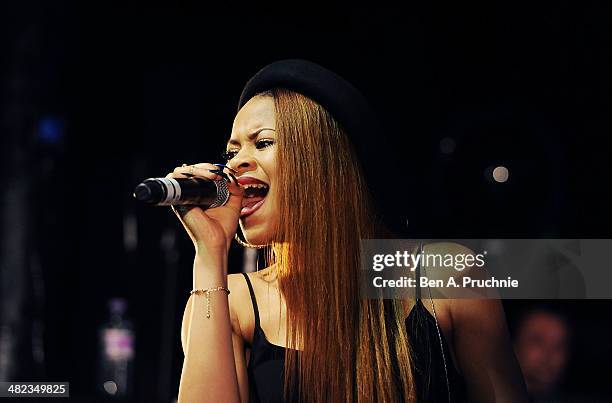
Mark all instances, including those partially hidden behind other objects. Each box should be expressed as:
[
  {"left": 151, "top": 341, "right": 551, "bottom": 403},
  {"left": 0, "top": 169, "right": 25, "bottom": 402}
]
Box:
[{"left": 97, "top": 298, "right": 135, "bottom": 398}]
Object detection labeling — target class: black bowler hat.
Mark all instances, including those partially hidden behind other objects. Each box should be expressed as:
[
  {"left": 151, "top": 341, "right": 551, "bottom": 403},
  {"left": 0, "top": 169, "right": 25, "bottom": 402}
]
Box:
[
  {"left": 237, "top": 59, "right": 405, "bottom": 234},
  {"left": 238, "top": 59, "right": 377, "bottom": 151}
]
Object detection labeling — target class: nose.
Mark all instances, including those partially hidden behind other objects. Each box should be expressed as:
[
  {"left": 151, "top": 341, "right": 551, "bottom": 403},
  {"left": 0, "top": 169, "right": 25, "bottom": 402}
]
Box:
[{"left": 229, "top": 149, "right": 257, "bottom": 175}]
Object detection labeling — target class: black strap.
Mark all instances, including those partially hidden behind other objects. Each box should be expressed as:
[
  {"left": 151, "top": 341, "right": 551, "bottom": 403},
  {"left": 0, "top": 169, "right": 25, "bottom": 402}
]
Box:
[
  {"left": 415, "top": 242, "right": 422, "bottom": 301},
  {"left": 242, "top": 273, "right": 260, "bottom": 329}
]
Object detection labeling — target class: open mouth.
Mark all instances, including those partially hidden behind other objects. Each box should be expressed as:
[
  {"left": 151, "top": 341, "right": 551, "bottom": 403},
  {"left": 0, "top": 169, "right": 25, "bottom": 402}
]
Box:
[{"left": 240, "top": 181, "right": 269, "bottom": 217}]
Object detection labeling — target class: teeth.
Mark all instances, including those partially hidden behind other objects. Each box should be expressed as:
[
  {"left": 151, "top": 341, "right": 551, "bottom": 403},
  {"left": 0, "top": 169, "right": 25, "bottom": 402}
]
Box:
[{"left": 243, "top": 183, "right": 269, "bottom": 189}]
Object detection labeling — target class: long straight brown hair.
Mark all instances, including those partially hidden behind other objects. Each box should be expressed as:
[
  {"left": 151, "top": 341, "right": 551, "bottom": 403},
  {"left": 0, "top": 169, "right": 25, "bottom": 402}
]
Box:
[{"left": 259, "top": 88, "right": 415, "bottom": 402}]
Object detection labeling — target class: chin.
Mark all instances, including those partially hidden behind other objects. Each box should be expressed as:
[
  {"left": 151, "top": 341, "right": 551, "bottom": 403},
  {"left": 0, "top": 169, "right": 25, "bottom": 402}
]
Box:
[{"left": 241, "top": 221, "right": 274, "bottom": 246}]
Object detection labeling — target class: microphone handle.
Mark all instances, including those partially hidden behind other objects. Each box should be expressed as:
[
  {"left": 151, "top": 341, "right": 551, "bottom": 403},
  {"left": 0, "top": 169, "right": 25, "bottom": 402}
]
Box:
[{"left": 133, "top": 177, "right": 229, "bottom": 208}]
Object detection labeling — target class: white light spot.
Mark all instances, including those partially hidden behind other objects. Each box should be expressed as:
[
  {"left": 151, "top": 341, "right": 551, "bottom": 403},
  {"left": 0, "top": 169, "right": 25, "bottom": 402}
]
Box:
[
  {"left": 492, "top": 166, "right": 509, "bottom": 183},
  {"left": 103, "top": 381, "right": 118, "bottom": 395}
]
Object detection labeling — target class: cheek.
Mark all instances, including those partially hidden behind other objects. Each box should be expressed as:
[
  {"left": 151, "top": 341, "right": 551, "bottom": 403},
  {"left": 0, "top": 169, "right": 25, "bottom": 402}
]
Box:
[
  {"left": 519, "top": 344, "right": 545, "bottom": 365},
  {"left": 263, "top": 155, "right": 277, "bottom": 180},
  {"left": 263, "top": 187, "right": 279, "bottom": 215},
  {"left": 258, "top": 145, "right": 277, "bottom": 172}
]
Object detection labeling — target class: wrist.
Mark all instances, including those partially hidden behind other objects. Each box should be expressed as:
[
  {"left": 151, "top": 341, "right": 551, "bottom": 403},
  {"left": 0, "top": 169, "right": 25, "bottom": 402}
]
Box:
[
  {"left": 194, "top": 240, "right": 230, "bottom": 258},
  {"left": 194, "top": 248, "right": 227, "bottom": 266},
  {"left": 193, "top": 254, "right": 228, "bottom": 289}
]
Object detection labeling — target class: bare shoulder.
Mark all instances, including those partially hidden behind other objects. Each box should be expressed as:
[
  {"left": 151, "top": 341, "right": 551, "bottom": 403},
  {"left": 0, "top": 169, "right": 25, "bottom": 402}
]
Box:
[
  {"left": 422, "top": 241, "right": 482, "bottom": 271},
  {"left": 413, "top": 242, "right": 484, "bottom": 356},
  {"left": 422, "top": 241, "right": 473, "bottom": 253},
  {"left": 420, "top": 241, "right": 488, "bottom": 294},
  {"left": 227, "top": 273, "right": 251, "bottom": 340},
  {"left": 417, "top": 240, "right": 481, "bottom": 301},
  {"left": 227, "top": 272, "right": 249, "bottom": 297},
  {"left": 227, "top": 269, "right": 277, "bottom": 344},
  {"left": 449, "top": 298, "right": 508, "bottom": 332}
]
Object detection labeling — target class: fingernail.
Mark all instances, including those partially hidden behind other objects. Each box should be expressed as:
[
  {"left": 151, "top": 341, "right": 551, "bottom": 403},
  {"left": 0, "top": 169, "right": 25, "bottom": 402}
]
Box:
[
  {"left": 213, "top": 163, "right": 237, "bottom": 173},
  {"left": 228, "top": 172, "right": 239, "bottom": 185},
  {"left": 208, "top": 169, "right": 230, "bottom": 181}
]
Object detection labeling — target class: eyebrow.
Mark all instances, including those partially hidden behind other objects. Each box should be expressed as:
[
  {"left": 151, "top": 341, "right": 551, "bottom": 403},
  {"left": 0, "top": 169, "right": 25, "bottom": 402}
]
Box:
[{"left": 226, "top": 127, "right": 276, "bottom": 147}]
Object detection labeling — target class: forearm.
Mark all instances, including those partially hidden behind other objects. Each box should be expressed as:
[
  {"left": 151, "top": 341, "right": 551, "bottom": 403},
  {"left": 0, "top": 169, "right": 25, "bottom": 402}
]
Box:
[{"left": 178, "top": 254, "right": 240, "bottom": 403}]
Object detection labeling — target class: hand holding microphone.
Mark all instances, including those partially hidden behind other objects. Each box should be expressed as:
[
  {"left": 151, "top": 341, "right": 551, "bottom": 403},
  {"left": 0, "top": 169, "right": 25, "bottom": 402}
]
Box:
[
  {"left": 133, "top": 163, "right": 238, "bottom": 208},
  {"left": 134, "top": 163, "right": 243, "bottom": 258}
]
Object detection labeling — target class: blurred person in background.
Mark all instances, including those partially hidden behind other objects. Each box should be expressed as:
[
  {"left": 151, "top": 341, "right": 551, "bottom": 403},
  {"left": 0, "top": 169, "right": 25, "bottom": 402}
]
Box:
[{"left": 513, "top": 307, "right": 571, "bottom": 402}]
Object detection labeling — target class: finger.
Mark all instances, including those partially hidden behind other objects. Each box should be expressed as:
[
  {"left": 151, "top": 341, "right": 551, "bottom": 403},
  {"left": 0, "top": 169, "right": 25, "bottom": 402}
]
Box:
[
  {"left": 227, "top": 172, "right": 239, "bottom": 188},
  {"left": 208, "top": 169, "right": 230, "bottom": 181},
  {"left": 174, "top": 163, "right": 220, "bottom": 180},
  {"left": 213, "top": 163, "right": 238, "bottom": 174},
  {"left": 173, "top": 163, "right": 219, "bottom": 172},
  {"left": 171, "top": 204, "right": 218, "bottom": 243},
  {"left": 223, "top": 174, "right": 244, "bottom": 212},
  {"left": 166, "top": 172, "right": 190, "bottom": 179}
]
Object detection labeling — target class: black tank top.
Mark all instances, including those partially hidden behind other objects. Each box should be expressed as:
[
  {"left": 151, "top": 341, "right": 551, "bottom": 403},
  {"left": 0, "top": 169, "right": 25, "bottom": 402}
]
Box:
[{"left": 241, "top": 271, "right": 467, "bottom": 403}]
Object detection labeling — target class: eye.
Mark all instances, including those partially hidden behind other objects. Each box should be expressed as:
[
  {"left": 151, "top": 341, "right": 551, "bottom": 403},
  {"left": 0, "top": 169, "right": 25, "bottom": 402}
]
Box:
[
  {"left": 255, "top": 139, "right": 275, "bottom": 149},
  {"left": 221, "top": 150, "right": 238, "bottom": 161}
]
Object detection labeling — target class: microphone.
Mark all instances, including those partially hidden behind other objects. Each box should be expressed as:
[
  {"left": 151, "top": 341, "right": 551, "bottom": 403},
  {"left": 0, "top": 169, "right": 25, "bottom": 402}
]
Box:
[{"left": 133, "top": 177, "right": 230, "bottom": 208}]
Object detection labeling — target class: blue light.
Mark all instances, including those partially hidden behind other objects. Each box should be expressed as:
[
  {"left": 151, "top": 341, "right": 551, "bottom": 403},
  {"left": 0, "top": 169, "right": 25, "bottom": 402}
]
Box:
[{"left": 38, "top": 116, "right": 64, "bottom": 144}]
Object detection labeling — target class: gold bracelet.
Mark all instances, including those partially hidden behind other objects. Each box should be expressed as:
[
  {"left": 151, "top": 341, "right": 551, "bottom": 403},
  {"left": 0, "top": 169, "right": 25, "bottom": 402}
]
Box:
[{"left": 190, "top": 287, "right": 230, "bottom": 318}]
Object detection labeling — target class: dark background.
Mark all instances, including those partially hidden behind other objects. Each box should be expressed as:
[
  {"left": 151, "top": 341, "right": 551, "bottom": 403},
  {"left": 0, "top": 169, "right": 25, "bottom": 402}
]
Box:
[{"left": 1, "top": 0, "right": 611, "bottom": 401}]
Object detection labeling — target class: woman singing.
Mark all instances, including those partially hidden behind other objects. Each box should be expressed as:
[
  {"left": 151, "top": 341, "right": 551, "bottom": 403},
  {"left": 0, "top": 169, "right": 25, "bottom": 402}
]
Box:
[{"left": 169, "top": 60, "right": 527, "bottom": 402}]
